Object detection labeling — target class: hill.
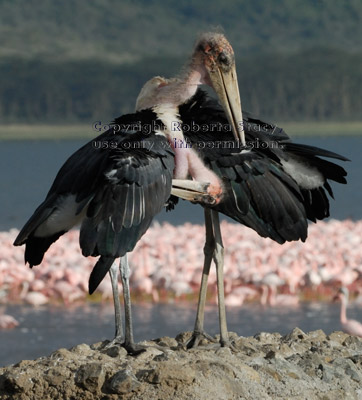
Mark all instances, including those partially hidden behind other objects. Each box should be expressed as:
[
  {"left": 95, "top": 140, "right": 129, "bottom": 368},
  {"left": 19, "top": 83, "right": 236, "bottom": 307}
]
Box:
[
  {"left": 1, "top": 0, "right": 362, "bottom": 61},
  {"left": 0, "top": 0, "right": 361, "bottom": 123}
]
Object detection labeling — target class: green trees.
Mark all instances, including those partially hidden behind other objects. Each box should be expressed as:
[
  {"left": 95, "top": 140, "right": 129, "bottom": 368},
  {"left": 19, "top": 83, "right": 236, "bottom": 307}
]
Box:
[
  {"left": 0, "top": 0, "right": 361, "bottom": 123},
  {"left": 0, "top": 49, "right": 360, "bottom": 123}
]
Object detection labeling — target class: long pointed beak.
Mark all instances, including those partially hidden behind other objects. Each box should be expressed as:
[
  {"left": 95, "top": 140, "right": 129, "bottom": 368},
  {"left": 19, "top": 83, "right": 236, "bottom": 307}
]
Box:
[
  {"left": 171, "top": 179, "right": 217, "bottom": 205},
  {"left": 208, "top": 64, "right": 246, "bottom": 146}
]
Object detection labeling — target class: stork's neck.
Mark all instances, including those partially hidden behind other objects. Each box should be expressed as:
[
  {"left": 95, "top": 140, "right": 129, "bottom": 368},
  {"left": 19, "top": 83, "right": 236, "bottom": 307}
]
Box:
[
  {"left": 179, "top": 57, "right": 209, "bottom": 103},
  {"left": 157, "top": 58, "right": 208, "bottom": 108},
  {"left": 153, "top": 102, "right": 222, "bottom": 189},
  {"left": 181, "top": 61, "right": 208, "bottom": 100}
]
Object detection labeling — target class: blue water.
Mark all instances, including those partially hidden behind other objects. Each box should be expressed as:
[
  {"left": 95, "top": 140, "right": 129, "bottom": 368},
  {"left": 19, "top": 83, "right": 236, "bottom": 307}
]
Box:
[
  {"left": 1, "top": 301, "right": 361, "bottom": 367},
  {"left": 0, "top": 136, "right": 360, "bottom": 368},
  {"left": 0, "top": 136, "right": 360, "bottom": 230}
]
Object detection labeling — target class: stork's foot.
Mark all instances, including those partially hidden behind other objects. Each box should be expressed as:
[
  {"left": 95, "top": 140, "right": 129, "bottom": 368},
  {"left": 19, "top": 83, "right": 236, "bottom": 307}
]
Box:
[
  {"left": 122, "top": 342, "right": 148, "bottom": 356},
  {"left": 218, "top": 338, "right": 238, "bottom": 353},
  {"left": 101, "top": 337, "right": 172, "bottom": 356},
  {"left": 186, "top": 331, "right": 239, "bottom": 352},
  {"left": 102, "top": 335, "right": 124, "bottom": 349},
  {"left": 186, "top": 330, "right": 217, "bottom": 349},
  {"left": 101, "top": 337, "right": 146, "bottom": 356}
]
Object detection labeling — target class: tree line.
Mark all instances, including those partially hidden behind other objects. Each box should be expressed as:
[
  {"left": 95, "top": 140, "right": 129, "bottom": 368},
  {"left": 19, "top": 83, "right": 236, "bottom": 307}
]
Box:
[{"left": 0, "top": 48, "right": 361, "bottom": 124}]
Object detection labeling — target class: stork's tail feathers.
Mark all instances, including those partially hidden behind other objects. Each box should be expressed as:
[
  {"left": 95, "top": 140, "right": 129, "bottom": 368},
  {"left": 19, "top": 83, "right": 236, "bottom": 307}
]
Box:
[
  {"left": 88, "top": 256, "right": 115, "bottom": 295},
  {"left": 15, "top": 232, "right": 66, "bottom": 268}
]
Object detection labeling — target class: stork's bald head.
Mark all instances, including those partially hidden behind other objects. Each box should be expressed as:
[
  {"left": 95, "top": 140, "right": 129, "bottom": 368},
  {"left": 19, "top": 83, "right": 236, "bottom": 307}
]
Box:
[
  {"left": 135, "top": 32, "right": 245, "bottom": 144},
  {"left": 192, "top": 32, "right": 236, "bottom": 80}
]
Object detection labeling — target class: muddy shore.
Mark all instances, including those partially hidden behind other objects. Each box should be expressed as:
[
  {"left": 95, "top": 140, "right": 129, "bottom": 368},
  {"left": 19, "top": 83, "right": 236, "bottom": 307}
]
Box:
[{"left": 1, "top": 328, "right": 362, "bottom": 399}]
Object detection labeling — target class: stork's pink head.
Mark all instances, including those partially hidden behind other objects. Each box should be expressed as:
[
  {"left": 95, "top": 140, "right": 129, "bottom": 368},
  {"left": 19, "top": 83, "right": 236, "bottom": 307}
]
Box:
[
  {"left": 192, "top": 33, "right": 236, "bottom": 85},
  {"left": 136, "top": 32, "right": 245, "bottom": 145}
]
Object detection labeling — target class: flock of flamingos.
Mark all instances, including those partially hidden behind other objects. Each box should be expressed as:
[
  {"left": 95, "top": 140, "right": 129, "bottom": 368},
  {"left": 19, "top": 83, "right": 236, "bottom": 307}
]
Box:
[{"left": 1, "top": 219, "right": 362, "bottom": 336}]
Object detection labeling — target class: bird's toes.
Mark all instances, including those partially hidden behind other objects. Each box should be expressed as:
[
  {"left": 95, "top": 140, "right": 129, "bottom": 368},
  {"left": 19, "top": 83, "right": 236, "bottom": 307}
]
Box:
[
  {"left": 101, "top": 335, "right": 125, "bottom": 350},
  {"left": 123, "top": 342, "right": 148, "bottom": 356},
  {"left": 186, "top": 330, "right": 217, "bottom": 349},
  {"left": 219, "top": 339, "right": 238, "bottom": 353},
  {"left": 99, "top": 337, "right": 148, "bottom": 356}
]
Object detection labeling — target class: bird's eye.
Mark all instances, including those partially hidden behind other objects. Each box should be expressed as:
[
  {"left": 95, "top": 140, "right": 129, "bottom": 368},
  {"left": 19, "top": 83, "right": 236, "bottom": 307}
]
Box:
[{"left": 218, "top": 52, "right": 228, "bottom": 64}]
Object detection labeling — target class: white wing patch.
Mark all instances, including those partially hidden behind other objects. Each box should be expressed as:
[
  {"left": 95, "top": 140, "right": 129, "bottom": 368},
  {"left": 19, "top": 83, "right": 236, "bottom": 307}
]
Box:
[
  {"left": 281, "top": 155, "right": 324, "bottom": 189},
  {"left": 35, "top": 194, "right": 87, "bottom": 237},
  {"left": 105, "top": 169, "right": 118, "bottom": 181}
]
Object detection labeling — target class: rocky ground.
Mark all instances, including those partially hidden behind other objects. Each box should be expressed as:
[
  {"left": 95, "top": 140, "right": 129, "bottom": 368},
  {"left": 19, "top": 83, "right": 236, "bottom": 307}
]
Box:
[{"left": 0, "top": 329, "right": 362, "bottom": 400}]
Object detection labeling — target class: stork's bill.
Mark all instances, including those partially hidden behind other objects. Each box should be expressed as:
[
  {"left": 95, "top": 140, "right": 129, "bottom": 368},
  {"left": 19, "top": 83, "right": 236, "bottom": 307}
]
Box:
[
  {"left": 171, "top": 179, "right": 221, "bottom": 205},
  {"left": 197, "top": 33, "right": 246, "bottom": 146}
]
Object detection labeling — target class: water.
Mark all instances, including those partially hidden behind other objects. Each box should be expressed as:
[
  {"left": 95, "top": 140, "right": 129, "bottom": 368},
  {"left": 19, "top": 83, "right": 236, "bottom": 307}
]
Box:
[
  {"left": 1, "top": 301, "right": 360, "bottom": 367},
  {"left": 0, "top": 136, "right": 360, "bottom": 367},
  {"left": 0, "top": 136, "right": 360, "bottom": 230}
]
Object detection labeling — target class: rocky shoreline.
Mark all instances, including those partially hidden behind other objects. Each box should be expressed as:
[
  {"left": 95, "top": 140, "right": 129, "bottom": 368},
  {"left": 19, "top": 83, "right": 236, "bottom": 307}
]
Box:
[{"left": 0, "top": 328, "right": 362, "bottom": 399}]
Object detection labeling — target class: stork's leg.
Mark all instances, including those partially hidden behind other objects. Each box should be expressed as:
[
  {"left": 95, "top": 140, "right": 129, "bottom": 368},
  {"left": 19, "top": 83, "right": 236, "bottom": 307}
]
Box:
[
  {"left": 103, "top": 256, "right": 163, "bottom": 355},
  {"left": 109, "top": 262, "right": 124, "bottom": 340},
  {"left": 187, "top": 208, "right": 217, "bottom": 348},
  {"left": 101, "top": 262, "right": 126, "bottom": 350},
  {"left": 118, "top": 254, "right": 143, "bottom": 354},
  {"left": 211, "top": 210, "right": 232, "bottom": 347},
  {"left": 119, "top": 255, "right": 134, "bottom": 348},
  {"left": 119, "top": 255, "right": 165, "bottom": 355},
  {"left": 187, "top": 209, "right": 235, "bottom": 350}
]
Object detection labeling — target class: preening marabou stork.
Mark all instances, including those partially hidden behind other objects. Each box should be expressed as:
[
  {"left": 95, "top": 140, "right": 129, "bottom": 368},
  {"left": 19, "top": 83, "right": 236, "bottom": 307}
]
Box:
[
  {"left": 132, "top": 81, "right": 348, "bottom": 349},
  {"left": 13, "top": 33, "right": 245, "bottom": 353},
  {"left": 175, "top": 89, "right": 348, "bottom": 347}
]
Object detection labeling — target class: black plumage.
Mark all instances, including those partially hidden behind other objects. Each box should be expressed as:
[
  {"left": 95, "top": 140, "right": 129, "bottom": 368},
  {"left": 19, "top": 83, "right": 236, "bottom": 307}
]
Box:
[
  {"left": 178, "top": 89, "right": 348, "bottom": 244},
  {"left": 14, "top": 109, "right": 174, "bottom": 293}
]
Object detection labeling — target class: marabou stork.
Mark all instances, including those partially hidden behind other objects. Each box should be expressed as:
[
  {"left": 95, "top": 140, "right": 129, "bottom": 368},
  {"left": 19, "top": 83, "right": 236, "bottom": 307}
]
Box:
[
  {"left": 13, "top": 32, "right": 245, "bottom": 353},
  {"left": 176, "top": 89, "right": 348, "bottom": 347},
  {"left": 130, "top": 83, "right": 348, "bottom": 349}
]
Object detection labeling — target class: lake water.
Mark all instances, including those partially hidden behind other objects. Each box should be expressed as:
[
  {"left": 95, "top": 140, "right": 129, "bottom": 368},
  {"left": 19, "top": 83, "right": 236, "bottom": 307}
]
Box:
[
  {"left": 0, "top": 136, "right": 361, "bottom": 368},
  {"left": 1, "top": 301, "right": 361, "bottom": 367},
  {"left": 0, "top": 136, "right": 361, "bottom": 230}
]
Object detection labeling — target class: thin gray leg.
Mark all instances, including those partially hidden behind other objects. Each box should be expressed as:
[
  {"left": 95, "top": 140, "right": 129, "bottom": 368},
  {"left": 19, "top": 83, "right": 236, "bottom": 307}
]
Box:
[
  {"left": 105, "top": 256, "right": 155, "bottom": 355},
  {"left": 119, "top": 254, "right": 135, "bottom": 348},
  {"left": 118, "top": 255, "right": 165, "bottom": 355},
  {"left": 109, "top": 262, "right": 123, "bottom": 340},
  {"left": 210, "top": 210, "right": 229, "bottom": 346},
  {"left": 187, "top": 208, "right": 217, "bottom": 348}
]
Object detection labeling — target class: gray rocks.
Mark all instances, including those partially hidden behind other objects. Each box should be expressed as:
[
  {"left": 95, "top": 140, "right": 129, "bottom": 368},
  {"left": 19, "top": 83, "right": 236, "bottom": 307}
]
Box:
[
  {"left": 75, "top": 363, "right": 106, "bottom": 391},
  {"left": 109, "top": 369, "right": 140, "bottom": 394},
  {"left": 0, "top": 329, "right": 361, "bottom": 400}
]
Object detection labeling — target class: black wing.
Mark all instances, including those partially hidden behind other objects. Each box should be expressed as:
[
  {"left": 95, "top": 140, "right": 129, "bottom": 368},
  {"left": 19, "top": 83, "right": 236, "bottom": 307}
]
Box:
[
  {"left": 14, "top": 109, "right": 174, "bottom": 293},
  {"left": 179, "top": 89, "right": 348, "bottom": 243}
]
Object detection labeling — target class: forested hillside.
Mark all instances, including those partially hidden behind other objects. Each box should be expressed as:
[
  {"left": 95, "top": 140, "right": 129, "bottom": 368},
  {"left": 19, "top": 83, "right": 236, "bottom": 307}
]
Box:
[{"left": 1, "top": 0, "right": 361, "bottom": 122}]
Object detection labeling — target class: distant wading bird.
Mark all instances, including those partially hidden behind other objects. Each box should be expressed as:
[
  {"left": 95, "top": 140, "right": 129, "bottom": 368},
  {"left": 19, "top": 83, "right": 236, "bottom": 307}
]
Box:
[
  {"left": 13, "top": 33, "right": 245, "bottom": 353},
  {"left": 335, "top": 287, "right": 362, "bottom": 337}
]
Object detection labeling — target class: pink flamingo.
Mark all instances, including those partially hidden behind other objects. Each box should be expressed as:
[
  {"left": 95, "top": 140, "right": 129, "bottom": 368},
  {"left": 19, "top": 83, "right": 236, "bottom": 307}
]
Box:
[
  {"left": 335, "top": 287, "right": 362, "bottom": 337},
  {"left": 225, "top": 286, "right": 258, "bottom": 307},
  {"left": 0, "top": 314, "right": 19, "bottom": 330},
  {"left": 24, "top": 291, "right": 49, "bottom": 306}
]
